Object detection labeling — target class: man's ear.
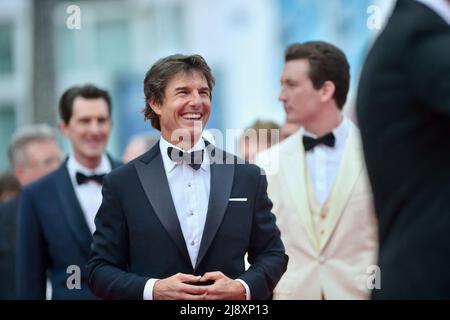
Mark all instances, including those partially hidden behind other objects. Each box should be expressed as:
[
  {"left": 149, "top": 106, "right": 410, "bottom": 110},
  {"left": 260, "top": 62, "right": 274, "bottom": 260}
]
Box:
[
  {"left": 319, "top": 80, "right": 336, "bottom": 103},
  {"left": 149, "top": 100, "right": 162, "bottom": 116},
  {"left": 59, "top": 120, "right": 69, "bottom": 137}
]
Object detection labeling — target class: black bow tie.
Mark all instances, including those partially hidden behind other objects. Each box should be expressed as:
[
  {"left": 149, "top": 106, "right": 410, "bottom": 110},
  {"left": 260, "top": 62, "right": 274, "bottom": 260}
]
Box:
[
  {"left": 167, "top": 147, "right": 204, "bottom": 170},
  {"left": 303, "top": 132, "right": 336, "bottom": 151},
  {"left": 76, "top": 172, "right": 105, "bottom": 185}
]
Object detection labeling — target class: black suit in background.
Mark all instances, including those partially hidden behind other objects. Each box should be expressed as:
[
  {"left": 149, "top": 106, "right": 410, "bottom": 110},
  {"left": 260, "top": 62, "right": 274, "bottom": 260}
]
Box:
[
  {"left": 0, "top": 198, "right": 19, "bottom": 299},
  {"left": 16, "top": 157, "right": 121, "bottom": 299},
  {"left": 87, "top": 143, "right": 288, "bottom": 300},
  {"left": 356, "top": 0, "right": 450, "bottom": 299}
]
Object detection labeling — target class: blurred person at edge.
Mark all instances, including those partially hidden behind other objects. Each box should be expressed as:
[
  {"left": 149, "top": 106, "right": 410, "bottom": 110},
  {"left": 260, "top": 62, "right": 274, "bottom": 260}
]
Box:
[
  {"left": 357, "top": 0, "right": 450, "bottom": 299},
  {"left": 0, "top": 124, "right": 62, "bottom": 299}
]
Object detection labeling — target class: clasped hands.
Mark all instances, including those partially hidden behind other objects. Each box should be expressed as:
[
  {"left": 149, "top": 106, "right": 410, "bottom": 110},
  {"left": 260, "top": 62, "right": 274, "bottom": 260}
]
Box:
[{"left": 153, "top": 271, "right": 246, "bottom": 300}]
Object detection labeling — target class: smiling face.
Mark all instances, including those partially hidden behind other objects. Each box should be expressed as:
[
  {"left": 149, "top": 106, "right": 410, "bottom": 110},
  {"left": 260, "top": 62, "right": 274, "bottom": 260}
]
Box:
[
  {"left": 151, "top": 70, "right": 211, "bottom": 148},
  {"left": 60, "top": 97, "right": 111, "bottom": 168}
]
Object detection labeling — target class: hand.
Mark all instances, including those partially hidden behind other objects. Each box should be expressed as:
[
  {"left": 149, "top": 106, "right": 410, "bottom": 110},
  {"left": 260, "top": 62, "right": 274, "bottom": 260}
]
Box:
[
  {"left": 200, "top": 271, "right": 246, "bottom": 300},
  {"left": 153, "top": 273, "right": 208, "bottom": 300}
]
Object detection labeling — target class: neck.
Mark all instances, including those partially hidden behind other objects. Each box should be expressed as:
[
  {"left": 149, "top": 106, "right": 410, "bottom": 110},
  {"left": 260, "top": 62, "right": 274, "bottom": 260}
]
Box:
[
  {"left": 73, "top": 153, "right": 102, "bottom": 169},
  {"left": 303, "top": 107, "right": 342, "bottom": 136}
]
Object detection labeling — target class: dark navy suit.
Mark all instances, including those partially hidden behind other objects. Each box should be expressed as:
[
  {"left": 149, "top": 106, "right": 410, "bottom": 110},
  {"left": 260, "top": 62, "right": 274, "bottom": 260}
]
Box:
[
  {"left": 16, "top": 157, "right": 121, "bottom": 299},
  {"left": 0, "top": 197, "right": 19, "bottom": 299},
  {"left": 87, "top": 143, "right": 288, "bottom": 300}
]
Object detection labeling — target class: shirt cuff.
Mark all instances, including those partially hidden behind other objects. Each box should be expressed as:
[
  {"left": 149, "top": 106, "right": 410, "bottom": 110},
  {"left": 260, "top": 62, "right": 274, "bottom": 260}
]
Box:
[
  {"left": 236, "top": 279, "right": 251, "bottom": 300},
  {"left": 143, "top": 278, "right": 159, "bottom": 300}
]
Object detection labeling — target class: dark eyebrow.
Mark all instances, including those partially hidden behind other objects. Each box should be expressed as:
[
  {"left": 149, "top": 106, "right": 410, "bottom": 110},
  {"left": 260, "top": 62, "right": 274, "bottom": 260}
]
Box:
[
  {"left": 174, "top": 86, "right": 210, "bottom": 93},
  {"left": 174, "top": 86, "right": 189, "bottom": 93}
]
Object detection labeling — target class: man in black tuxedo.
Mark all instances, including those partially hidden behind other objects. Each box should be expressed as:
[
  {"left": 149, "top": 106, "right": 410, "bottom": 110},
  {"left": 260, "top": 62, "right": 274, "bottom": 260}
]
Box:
[
  {"left": 356, "top": 0, "right": 450, "bottom": 299},
  {"left": 0, "top": 124, "right": 62, "bottom": 299},
  {"left": 87, "top": 54, "right": 288, "bottom": 300},
  {"left": 16, "top": 85, "right": 121, "bottom": 299}
]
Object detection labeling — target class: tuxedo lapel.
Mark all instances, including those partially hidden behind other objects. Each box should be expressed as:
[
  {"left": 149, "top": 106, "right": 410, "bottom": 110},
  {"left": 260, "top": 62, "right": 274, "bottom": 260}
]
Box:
[
  {"left": 319, "top": 123, "right": 364, "bottom": 251},
  {"left": 134, "top": 144, "right": 191, "bottom": 265},
  {"left": 281, "top": 130, "right": 319, "bottom": 250},
  {"left": 195, "top": 147, "right": 234, "bottom": 269},
  {"left": 55, "top": 162, "right": 92, "bottom": 257}
]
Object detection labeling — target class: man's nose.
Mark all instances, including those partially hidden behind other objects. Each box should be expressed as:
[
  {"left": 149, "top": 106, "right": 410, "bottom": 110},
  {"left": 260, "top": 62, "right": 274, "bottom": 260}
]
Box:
[
  {"left": 278, "top": 89, "right": 286, "bottom": 102},
  {"left": 189, "top": 92, "right": 203, "bottom": 107},
  {"left": 88, "top": 120, "right": 101, "bottom": 133}
]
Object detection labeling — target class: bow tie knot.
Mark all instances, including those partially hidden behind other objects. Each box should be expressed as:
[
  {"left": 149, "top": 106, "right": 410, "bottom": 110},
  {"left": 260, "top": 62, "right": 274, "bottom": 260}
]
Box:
[
  {"left": 76, "top": 172, "right": 105, "bottom": 185},
  {"left": 167, "top": 147, "right": 204, "bottom": 170},
  {"left": 303, "top": 132, "right": 336, "bottom": 151}
]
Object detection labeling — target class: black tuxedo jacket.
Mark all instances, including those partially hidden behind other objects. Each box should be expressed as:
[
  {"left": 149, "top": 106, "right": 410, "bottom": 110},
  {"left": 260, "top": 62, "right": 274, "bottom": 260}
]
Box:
[
  {"left": 87, "top": 143, "right": 288, "bottom": 300},
  {"left": 357, "top": 0, "right": 450, "bottom": 299},
  {"left": 16, "top": 156, "right": 121, "bottom": 299}
]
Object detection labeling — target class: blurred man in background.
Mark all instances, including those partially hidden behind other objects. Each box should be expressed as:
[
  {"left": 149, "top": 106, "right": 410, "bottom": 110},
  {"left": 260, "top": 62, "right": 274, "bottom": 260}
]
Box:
[
  {"left": 357, "top": 0, "right": 450, "bottom": 299},
  {"left": 16, "top": 85, "right": 121, "bottom": 299},
  {"left": 0, "top": 124, "right": 62, "bottom": 299}
]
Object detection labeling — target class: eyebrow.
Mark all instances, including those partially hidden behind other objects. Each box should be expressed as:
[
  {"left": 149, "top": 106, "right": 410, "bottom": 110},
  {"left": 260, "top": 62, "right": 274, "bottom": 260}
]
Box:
[
  {"left": 174, "top": 86, "right": 210, "bottom": 92},
  {"left": 174, "top": 86, "right": 189, "bottom": 92}
]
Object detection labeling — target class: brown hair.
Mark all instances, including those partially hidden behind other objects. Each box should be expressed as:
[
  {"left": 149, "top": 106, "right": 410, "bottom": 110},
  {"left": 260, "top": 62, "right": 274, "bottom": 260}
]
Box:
[
  {"left": 285, "top": 41, "right": 350, "bottom": 109},
  {"left": 143, "top": 54, "right": 215, "bottom": 130},
  {"left": 59, "top": 84, "right": 111, "bottom": 124}
]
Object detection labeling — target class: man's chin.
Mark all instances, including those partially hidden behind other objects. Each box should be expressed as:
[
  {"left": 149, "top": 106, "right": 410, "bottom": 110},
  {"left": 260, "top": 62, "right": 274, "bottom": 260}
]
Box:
[{"left": 83, "top": 150, "right": 105, "bottom": 159}]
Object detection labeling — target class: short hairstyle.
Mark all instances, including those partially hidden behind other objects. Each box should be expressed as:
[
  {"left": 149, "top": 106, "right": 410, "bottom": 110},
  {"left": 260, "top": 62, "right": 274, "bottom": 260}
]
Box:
[
  {"left": 59, "top": 84, "right": 112, "bottom": 124},
  {"left": 143, "top": 54, "right": 215, "bottom": 130},
  {"left": 285, "top": 41, "right": 350, "bottom": 109},
  {"left": 8, "top": 124, "right": 58, "bottom": 167}
]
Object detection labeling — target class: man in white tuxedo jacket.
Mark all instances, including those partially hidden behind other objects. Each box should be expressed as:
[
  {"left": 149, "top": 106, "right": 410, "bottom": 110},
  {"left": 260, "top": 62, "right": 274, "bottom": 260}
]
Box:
[{"left": 256, "top": 42, "right": 378, "bottom": 300}]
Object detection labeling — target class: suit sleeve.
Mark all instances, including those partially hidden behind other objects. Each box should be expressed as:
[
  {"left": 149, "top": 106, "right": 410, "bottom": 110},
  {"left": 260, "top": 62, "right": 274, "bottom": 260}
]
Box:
[
  {"left": 87, "top": 175, "right": 149, "bottom": 300},
  {"left": 16, "top": 188, "right": 48, "bottom": 299},
  {"left": 411, "top": 30, "right": 450, "bottom": 115},
  {"left": 238, "top": 170, "right": 288, "bottom": 300}
]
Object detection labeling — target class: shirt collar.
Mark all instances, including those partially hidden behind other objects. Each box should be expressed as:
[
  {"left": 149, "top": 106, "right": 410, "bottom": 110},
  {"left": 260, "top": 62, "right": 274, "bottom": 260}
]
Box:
[
  {"left": 67, "top": 154, "right": 111, "bottom": 184},
  {"left": 416, "top": 0, "right": 450, "bottom": 25},
  {"left": 303, "top": 114, "right": 350, "bottom": 149},
  {"left": 159, "top": 136, "right": 208, "bottom": 174}
]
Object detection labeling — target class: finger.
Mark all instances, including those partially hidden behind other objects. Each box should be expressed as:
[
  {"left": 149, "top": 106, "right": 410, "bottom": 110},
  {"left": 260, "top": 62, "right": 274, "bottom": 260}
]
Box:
[
  {"left": 181, "top": 283, "right": 209, "bottom": 295},
  {"left": 201, "top": 271, "right": 224, "bottom": 281},
  {"left": 177, "top": 273, "right": 202, "bottom": 282},
  {"left": 180, "top": 292, "right": 207, "bottom": 300}
]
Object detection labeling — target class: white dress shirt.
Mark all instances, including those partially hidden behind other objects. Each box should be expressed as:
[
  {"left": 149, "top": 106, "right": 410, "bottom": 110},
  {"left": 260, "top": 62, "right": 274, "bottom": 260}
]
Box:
[
  {"left": 161, "top": 137, "right": 211, "bottom": 268},
  {"left": 143, "top": 137, "right": 250, "bottom": 300},
  {"left": 67, "top": 154, "right": 111, "bottom": 234},
  {"left": 304, "top": 116, "right": 350, "bottom": 205},
  {"left": 416, "top": 0, "right": 450, "bottom": 25}
]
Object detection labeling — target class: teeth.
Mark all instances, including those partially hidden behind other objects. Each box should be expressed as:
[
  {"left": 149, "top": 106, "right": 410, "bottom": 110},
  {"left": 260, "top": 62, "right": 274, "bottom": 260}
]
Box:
[{"left": 182, "top": 113, "right": 202, "bottom": 120}]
